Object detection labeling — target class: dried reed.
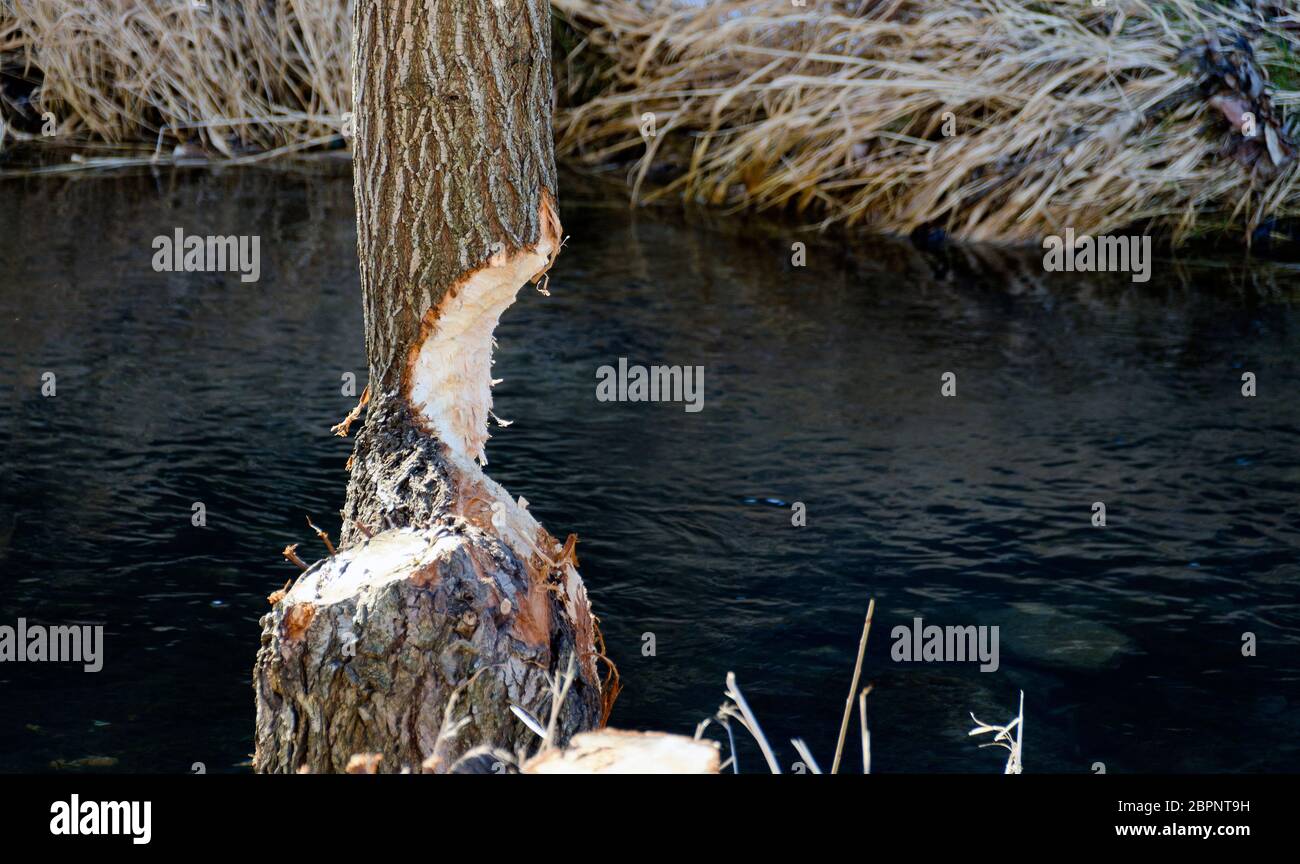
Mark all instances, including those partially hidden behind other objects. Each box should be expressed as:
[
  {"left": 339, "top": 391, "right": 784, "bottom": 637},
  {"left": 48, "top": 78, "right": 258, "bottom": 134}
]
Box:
[
  {"left": 0, "top": 0, "right": 350, "bottom": 158},
  {"left": 553, "top": 0, "right": 1300, "bottom": 244},
  {"left": 6, "top": 1, "right": 1300, "bottom": 244}
]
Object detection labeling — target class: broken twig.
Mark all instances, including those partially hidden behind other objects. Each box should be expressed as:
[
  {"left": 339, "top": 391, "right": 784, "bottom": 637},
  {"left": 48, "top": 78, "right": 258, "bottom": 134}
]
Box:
[{"left": 282, "top": 543, "right": 308, "bottom": 571}]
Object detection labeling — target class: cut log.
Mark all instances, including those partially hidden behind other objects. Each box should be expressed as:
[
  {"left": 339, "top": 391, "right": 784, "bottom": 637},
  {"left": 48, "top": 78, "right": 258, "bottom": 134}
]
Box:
[
  {"left": 523, "top": 730, "right": 721, "bottom": 774},
  {"left": 253, "top": 0, "right": 607, "bottom": 773}
]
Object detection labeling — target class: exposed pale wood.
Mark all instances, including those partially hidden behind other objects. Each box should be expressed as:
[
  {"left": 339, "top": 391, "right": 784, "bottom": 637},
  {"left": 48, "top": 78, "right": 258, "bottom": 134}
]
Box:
[{"left": 523, "top": 730, "right": 721, "bottom": 774}]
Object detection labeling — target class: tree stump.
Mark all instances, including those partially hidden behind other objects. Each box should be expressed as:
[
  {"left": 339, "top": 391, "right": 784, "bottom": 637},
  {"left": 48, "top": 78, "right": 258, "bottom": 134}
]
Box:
[{"left": 252, "top": 511, "right": 602, "bottom": 774}]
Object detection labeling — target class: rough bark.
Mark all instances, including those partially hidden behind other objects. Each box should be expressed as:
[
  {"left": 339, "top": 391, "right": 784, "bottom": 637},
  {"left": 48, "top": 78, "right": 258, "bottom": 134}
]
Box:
[
  {"left": 254, "top": 0, "right": 606, "bottom": 774},
  {"left": 350, "top": 0, "right": 559, "bottom": 403}
]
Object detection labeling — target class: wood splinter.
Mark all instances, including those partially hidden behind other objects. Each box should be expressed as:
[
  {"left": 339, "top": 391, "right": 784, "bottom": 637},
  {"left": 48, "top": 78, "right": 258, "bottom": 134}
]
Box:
[
  {"left": 267, "top": 578, "right": 292, "bottom": 606},
  {"left": 305, "top": 516, "right": 337, "bottom": 555},
  {"left": 282, "top": 543, "right": 308, "bottom": 571},
  {"left": 556, "top": 533, "right": 579, "bottom": 571},
  {"left": 331, "top": 384, "right": 370, "bottom": 438}
]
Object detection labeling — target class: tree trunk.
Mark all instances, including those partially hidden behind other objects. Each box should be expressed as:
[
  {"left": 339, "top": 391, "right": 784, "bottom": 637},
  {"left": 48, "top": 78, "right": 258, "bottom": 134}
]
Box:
[{"left": 253, "top": 0, "right": 608, "bottom": 774}]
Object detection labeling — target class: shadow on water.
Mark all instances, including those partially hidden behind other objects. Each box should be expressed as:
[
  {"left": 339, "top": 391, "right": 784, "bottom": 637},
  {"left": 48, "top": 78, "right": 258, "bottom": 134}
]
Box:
[{"left": 0, "top": 165, "right": 1298, "bottom": 773}]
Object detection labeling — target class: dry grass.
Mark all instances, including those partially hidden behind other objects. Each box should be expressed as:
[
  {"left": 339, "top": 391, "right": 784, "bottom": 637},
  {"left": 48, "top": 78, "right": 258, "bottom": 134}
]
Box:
[
  {"left": 554, "top": 0, "right": 1300, "bottom": 244},
  {"left": 0, "top": 0, "right": 350, "bottom": 159},
  {"left": 5, "top": 0, "right": 1300, "bottom": 244}
]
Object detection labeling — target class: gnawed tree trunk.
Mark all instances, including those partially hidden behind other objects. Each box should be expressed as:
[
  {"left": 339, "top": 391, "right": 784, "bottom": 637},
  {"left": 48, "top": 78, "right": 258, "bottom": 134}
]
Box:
[{"left": 253, "top": 0, "right": 608, "bottom": 774}]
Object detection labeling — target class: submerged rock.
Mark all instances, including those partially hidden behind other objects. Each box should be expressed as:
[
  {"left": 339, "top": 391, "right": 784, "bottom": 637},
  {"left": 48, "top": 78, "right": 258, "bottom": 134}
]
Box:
[{"left": 995, "top": 602, "right": 1134, "bottom": 671}]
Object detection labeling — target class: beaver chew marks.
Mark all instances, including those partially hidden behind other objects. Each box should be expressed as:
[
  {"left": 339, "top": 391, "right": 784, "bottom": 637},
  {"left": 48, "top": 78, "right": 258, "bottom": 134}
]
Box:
[{"left": 406, "top": 194, "right": 561, "bottom": 470}]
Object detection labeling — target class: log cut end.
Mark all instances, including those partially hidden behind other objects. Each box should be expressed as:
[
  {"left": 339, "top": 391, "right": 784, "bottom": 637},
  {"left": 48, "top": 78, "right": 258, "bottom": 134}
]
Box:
[{"left": 523, "top": 730, "right": 721, "bottom": 774}]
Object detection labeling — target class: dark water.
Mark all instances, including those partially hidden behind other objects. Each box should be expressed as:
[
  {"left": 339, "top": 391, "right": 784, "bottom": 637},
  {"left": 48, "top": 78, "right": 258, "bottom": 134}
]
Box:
[{"left": 1, "top": 167, "right": 1298, "bottom": 773}]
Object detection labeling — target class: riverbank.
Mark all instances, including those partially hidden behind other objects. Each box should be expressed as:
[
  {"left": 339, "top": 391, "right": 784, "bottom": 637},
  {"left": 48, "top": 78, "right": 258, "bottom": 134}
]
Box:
[{"left": 3, "top": 1, "right": 1299, "bottom": 246}]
